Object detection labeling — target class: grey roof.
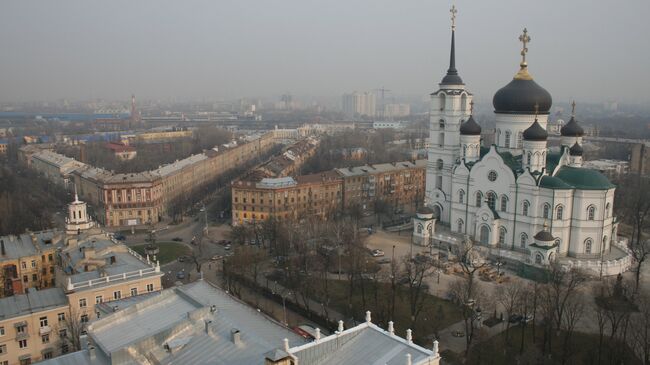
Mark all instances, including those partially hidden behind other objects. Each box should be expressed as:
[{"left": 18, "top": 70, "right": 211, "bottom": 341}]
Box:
[
  {"left": 290, "top": 322, "right": 437, "bottom": 365},
  {"left": 0, "top": 230, "right": 63, "bottom": 260},
  {"left": 35, "top": 351, "right": 93, "bottom": 365},
  {"left": 0, "top": 287, "right": 68, "bottom": 321},
  {"left": 335, "top": 159, "right": 425, "bottom": 177},
  {"left": 256, "top": 176, "right": 297, "bottom": 189}
]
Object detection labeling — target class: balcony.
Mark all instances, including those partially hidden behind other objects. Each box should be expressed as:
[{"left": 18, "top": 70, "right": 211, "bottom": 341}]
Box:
[{"left": 39, "top": 326, "right": 52, "bottom": 335}]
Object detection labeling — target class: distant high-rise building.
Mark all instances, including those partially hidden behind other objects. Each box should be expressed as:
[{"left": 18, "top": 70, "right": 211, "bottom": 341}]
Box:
[
  {"left": 342, "top": 91, "right": 376, "bottom": 117},
  {"left": 383, "top": 103, "right": 411, "bottom": 118}
]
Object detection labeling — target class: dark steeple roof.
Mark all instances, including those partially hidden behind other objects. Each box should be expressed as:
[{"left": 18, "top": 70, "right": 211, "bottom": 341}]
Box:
[
  {"left": 523, "top": 118, "right": 548, "bottom": 141},
  {"left": 561, "top": 116, "right": 585, "bottom": 137},
  {"left": 534, "top": 222, "right": 555, "bottom": 242},
  {"left": 460, "top": 115, "right": 481, "bottom": 136},
  {"left": 440, "top": 19, "right": 463, "bottom": 85},
  {"left": 569, "top": 142, "right": 583, "bottom": 156}
]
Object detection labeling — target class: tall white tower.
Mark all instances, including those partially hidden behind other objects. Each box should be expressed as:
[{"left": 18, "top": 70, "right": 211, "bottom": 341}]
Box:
[
  {"left": 426, "top": 5, "right": 473, "bottom": 224},
  {"left": 65, "top": 190, "right": 94, "bottom": 235}
]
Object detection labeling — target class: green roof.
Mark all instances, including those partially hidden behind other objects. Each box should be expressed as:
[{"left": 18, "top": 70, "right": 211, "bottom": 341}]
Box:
[
  {"left": 546, "top": 152, "right": 562, "bottom": 173},
  {"left": 480, "top": 146, "right": 490, "bottom": 158},
  {"left": 497, "top": 151, "right": 522, "bottom": 174},
  {"left": 539, "top": 175, "right": 573, "bottom": 190},
  {"left": 554, "top": 166, "right": 616, "bottom": 190}
]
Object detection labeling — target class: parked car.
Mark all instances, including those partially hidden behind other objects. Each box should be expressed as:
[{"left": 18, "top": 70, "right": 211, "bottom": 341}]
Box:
[
  {"left": 224, "top": 244, "right": 232, "bottom": 251},
  {"left": 371, "top": 249, "right": 385, "bottom": 257},
  {"left": 176, "top": 271, "right": 186, "bottom": 279},
  {"left": 177, "top": 256, "right": 187, "bottom": 263},
  {"left": 172, "top": 237, "right": 183, "bottom": 242},
  {"left": 452, "top": 330, "right": 465, "bottom": 338},
  {"left": 210, "top": 255, "right": 223, "bottom": 261},
  {"left": 508, "top": 314, "right": 523, "bottom": 323},
  {"left": 113, "top": 233, "right": 126, "bottom": 241}
]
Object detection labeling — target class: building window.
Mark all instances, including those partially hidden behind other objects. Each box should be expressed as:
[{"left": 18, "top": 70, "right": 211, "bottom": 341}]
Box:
[
  {"left": 543, "top": 204, "right": 550, "bottom": 219},
  {"left": 458, "top": 190, "right": 465, "bottom": 204},
  {"left": 605, "top": 203, "right": 611, "bottom": 217},
  {"left": 585, "top": 238, "right": 593, "bottom": 254},
  {"left": 79, "top": 298, "right": 87, "bottom": 308},
  {"left": 58, "top": 313, "right": 65, "bottom": 322},
  {"left": 488, "top": 171, "right": 498, "bottom": 182},
  {"left": 436, "top": 159, "right": 443, "bottom": 170},
  {"left": 95, "top": 296, "right": 103, "bottom": 304},
  {"left": 21, "top": 261, "right": 27, "bottom": 269},
  {"left": 500, "top": 196, "right": 508, "bottom": 212},
  {"left": 556, "top": 205, "right": 564, "bottom": 220},
  {"left": 523, "top": 201, "right": 530, "bottom": 216},
  {"left": 498, "top": 227, "right": 507, "bottom": 246},
  {"left": 587, "top": 205, "right": 596, "bottom": 220},
  {"left": 436, "top": 176, "right": 442, "bottom": 189},
  {"left": 417, "top": 224, "right": 423, "bottom": 234},
  {"left": 0, "top": 326, "right": 4, "bottom": 336},
  {"left": 487, "top": 192, "right": 497, "bottom": 210},
  {"left": 114, "top": 291, "right": 122, "bottom": 300},
  {"left": 31, "top": 260, "right": 36, "bottom": 268},
  {"left": 19, "top": 339, "right": 27, "bottom": 349},
  {"left": 517, "top": 132, "right": 523, "bottom": 148},
  {"left": 43, "top": 352, "right": 53, "bottom": 359},
  {"left": 476, "top": 192, "right": 483, "bottom": 207},
  {"left": 147, "top": 283, "right": 154, "bottom": 292},
  {"left": 81, "top": 314, "right": 89, "bottom": 323},
  {"left": 505, "top": 131, "right": 511, "bottom": 148},
  {"left": 131, "top": 288, "right": 138, "bottom": 297},
  {"left": 439, "top": 119, "right": 445, "bottom": 130},
  {"left": 457, "top": 219, "right": 464, "bottom": 233},
  {"left": 42, "top": 333, "right": 50, "bottom": 344},
  {"left": 16, "top": 324, "right": 26, "bottom": 334},
  {"left": 520, "top": 233, "right": 528, "bottom": 248},
  {"left": 39, "top": 316, "right": 48, "bottom": 327},
  {"left": 59, "top": 329, "right": 67, "bottom": 338},
  {"left": 438, "top": 133, "right": 444, "bottom": 148},
  {"left": 0, "top": 344, "right": 5, "bottom": 354}
]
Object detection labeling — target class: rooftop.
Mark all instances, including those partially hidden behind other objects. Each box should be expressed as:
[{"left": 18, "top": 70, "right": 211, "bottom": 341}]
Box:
[
  {"left": 0, "top": 287, "right": 68, "bottom": 321},
  {"left": 0, "top": 230, "right": 63, "bottom": 260}
]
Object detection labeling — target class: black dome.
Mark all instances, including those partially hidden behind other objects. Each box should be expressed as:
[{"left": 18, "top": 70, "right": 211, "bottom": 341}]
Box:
[
  {"left": 493, "top": 78, "right": 552, "bottom": 114},
  {"left": 523, "top": 120, "right": 548, "bottom": 141},
  {"left": 417, "top": 206, "right": 434, "bottom": 215},
  {"left": 460, "top": 115, "right": 481, "bottom": 135},
  {"left": 560, "top": 116, "right": 584, "bottom": 137},
  {"left": 534, "top": 229, "right": 555, "bottom": 242},
  {"left": 569, "top": 142, "right": 583, "bottom": 156},
  {"left": 441, "top": 73, "right": 464, "bottom": 85}
]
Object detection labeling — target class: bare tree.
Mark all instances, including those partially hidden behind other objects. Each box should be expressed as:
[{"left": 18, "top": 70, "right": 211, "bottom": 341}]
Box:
[
  {"left": 631, "top": 294, "right": 650, "bottom": 364},
  {"left": 560, "top": 294, "right": 585, "bottom": 365},
  {"left": 401, "top": 254, "right": 436, "bottom": 327},
  {"left": 56, "top": 306, "right": 86, "bottom": 353},
  {"left": 189, "top": 234, "right": 211, "bottom": 274},
  {"left": 496, "top": 280, "right": 524, "bottom": 344}
]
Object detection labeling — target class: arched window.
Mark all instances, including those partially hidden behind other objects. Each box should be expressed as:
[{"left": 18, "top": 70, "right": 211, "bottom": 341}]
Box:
[
  {"left": 436, "top": 159, "right": 444, "bottom": 170},
  {"left": 505, "top": 131, "right": 511, "bottom": 148},
  {"left": 476, "top": 192, "right": 483, "bottom": 207},
  {"left": 438, "top": 133, "right": 444, "bottom": 148},
  {"left": 461, "top": 94, "right": 468, "bottom": 112},
  {"left": 458, "top": 189, "right": 465, "bottom": 204},
  {"left": 587, "top": 205, "right": 596, "bottom": 220},
  {"left": 523, "top": 201, "right": 530, "bottom": 216},
  {"left": 556, "top": 205, "right": 564, "bottom": 220},
  {"left": 457, "top": 219, "right": 464, "bottom": 233},
  {"left": 436, "top": 176, "right": 443, "bottom": 189},
  {"left": 605, "top": 203, "right": 611, "bottom": 217},
  {"left": 439, "top": 119, "right": 445, "bottom": 130},
  {"left": 603, "top": 235, "right": 608, "bottom": 249},
  {"left": 439, "top": 94, "right": 446, "bottom": 111},
  {"left": 517, "top": 132, "right": 523, "bottom": 148},
  {"left": 498, "top": 227, "right": 507, "bottom": 246},
  {"left": 417, "top": 224, "right": 423, "bottom": 234},
  {"left": 496, "top": 129, "right": 501, "bottom": 144},
  {"left": 527, "top": 152, "right": 532, "bottom": 165},
  {"left": 480, "top": 225, "right": 490, "bottom": 245},
  {"left": 463, "top": 145, "right": 467, "bottom": 157},
  {"left": 520, "top": 233, "right": 528, "bottom": 248},
  {"left": 585, "top": 238, "right": 593, "bottom": 254},
  {"left": 500, "top": 196, "right": 508, "bottom": 212},
  {"left": 487, "top": 192, "right": 497, "bottom": 210},
  {"left": 535, "top": 253, "right": 543, "bottom": 264},
  {"left": 543, "top": 203, "right": 551, "bottom": 219}
]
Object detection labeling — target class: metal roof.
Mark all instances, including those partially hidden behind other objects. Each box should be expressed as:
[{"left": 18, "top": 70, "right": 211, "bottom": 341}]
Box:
[{"left": 0, "top": 287, "right": 68, "bottom": 321}]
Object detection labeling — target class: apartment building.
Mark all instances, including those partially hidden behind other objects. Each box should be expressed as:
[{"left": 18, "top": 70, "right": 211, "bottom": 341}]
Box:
[
  {"left": 0, "top": 288, "right": 70, "bottom": 365},
  {"left": 255, "top": 137, "right": 319, "bottom": 178},
  {"left": 0, "top": 231, "right": 63, "bottom": 298},
  {"left": 30, "top": 151, "right": 86, "bottom": 189},
  {"left": 231, "top": 170, "right": 343, "bottom": 225}
]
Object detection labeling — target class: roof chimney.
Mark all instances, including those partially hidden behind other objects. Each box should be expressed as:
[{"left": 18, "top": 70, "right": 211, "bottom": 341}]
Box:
[
  {"left": 231, "top": 328, "right": 242, "bottom": 346},
  {"left": 388, "top": 321, "right": 394, "bottom": 335},
  {"left": 88, "top": 345, "right": 96, "bottom": 360},
  {"left": 406, "top": 329, "right": 413, "bottom": 344},
  {"left": 406, "top": 353, "right": 412, "bottom": 365}
]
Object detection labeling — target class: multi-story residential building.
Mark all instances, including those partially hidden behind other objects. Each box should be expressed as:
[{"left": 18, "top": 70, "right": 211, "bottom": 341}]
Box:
[
  {"left": 383, "top": 103, "right": 411, "bottom": 118},
  {"left": 0, "top": 231, "right": 62, "bottom": 298},
  {"left": 0, "top": 139, "right": 8, "bottom": 155},
  {"left": 342, "top": 91, "right": 376, "bottom": 117},
  {"left": 255, "top": 137, "right": 320, "bottom": 178},
  {"left": 231, "top": 170, "right": 343, "bottom": 225},
  {"left": 27, "top": 132, "right": 278, "bottom": 228},
  {"left": 38, "top": 281, "right": 441, "bottom": 365},
  {"left": 336, "top": 160, "right": 426, "bottom": 212},
  {"left": 0, "top": 287, "right": 70, "bottom": 365},
  {"left": 631, "top": 141, "right": 650, "bottom": 176}
]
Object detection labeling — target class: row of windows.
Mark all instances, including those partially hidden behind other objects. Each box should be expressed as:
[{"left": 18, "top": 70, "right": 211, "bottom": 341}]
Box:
[
  {"left": 496, "top": 129, "right": 524, "bottom": 149},
  {"left": 457, "top": 189, "right": 611, "bottom": 220},
  {"left": 78, "top": 283, "right": 155, "bottom": 308}
]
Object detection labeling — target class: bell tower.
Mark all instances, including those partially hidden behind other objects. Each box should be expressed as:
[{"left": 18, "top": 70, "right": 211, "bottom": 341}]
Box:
[
  {"left": 426, "top": 5, "right": 473, "bottom": 224},
  {"left": 65, "top": 188, "right": 94, "bottom": 235}
]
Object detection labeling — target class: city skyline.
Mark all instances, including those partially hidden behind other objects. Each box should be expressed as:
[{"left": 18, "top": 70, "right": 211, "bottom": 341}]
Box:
[{"left": 1, "top": 0, "right": 649, "bottom": 104}]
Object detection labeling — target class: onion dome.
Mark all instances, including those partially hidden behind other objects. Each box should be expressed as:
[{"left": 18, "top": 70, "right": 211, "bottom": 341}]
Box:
[
  {"left": 440, "top": 6, "right": 464, "bottom": 86},
  {"left": 569, "top": 142, "right": 583, "bottom": 156},
  {"left": 492, "top": 28, "right": 552, "bottom": 114},
  {"left": 561, "top": 103, "right": 585, "bottom": 137},
  {"left": 523, "top": 119, "right": 548, "bottom": 141},
  {"left": 416, "top": 206, "right": 435, "bottom": 219},
  {"left": 460, "top": 115, "right": 481, "bottom": 135},
  {"left": 534, "top": 223, "right": 555, "bottom": 242}
]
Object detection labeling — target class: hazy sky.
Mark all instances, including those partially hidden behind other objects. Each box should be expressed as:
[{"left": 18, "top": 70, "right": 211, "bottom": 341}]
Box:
[{"left": 1, "top": 0, "right": 649, "bottom": 104}]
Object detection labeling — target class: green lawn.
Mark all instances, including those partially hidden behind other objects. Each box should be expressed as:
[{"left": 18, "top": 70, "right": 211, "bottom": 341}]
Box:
[
  {"left": 461, "top": 325, "right": 641, "bottom": 365},
  {"left": 131, "top": 241, "right": 191, "bottom": 265}
]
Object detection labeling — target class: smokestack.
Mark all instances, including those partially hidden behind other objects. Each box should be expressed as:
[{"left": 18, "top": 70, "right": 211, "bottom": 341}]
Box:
[{"left": 231, "top": 328, "right": 241, "bottom": 345}]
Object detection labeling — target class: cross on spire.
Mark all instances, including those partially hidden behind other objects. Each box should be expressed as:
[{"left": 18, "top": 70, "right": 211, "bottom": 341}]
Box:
[
  {"left": 518, "top": 28, "right": 531, "bottom": 67},
  {"left": 469, "top": 100, "right": 474, "bottom": 115},
  {"left": 571, "top": 100, "right": 576, "bottom": 117},
  {"left": 450, "top": 5, "right": 458, "bottom": 30}
]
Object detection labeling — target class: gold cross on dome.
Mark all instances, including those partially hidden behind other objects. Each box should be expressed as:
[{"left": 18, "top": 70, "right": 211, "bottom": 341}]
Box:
[
  {"left": 450, "top": 5, "right": 458, "bottom": 30},
  {"left": 571, "top": 100, "right": 576, "bottom": 116},
  {"left": 519, "top": 28, "right": 531, "bottom": 67}
]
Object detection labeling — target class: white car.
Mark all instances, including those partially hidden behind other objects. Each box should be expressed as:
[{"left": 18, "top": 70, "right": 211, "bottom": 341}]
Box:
[{"left": 371, "top": 249, "right": 385, "bottom": 257}]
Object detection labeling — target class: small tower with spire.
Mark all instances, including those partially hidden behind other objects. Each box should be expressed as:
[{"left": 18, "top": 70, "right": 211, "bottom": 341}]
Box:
[
  {"left": 426, "top": 5, "right": 473, "bottom": 223},
  {"left": 65, "top": 187, "right": 94, "bottom": 235},
  {"left": 459, "top": 101, "right": 482, "bottom": 163},
  {"left": 522, "top": 104, "right": 549, "bottom": 173},
  {"left": 561, "top": 101, "right": 585, "bottom": 148}
]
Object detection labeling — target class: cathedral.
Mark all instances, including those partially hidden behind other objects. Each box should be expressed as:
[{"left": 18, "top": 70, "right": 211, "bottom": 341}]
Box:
[{"left": 424, "top": 8, "right": 618, "bottom": 266}]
